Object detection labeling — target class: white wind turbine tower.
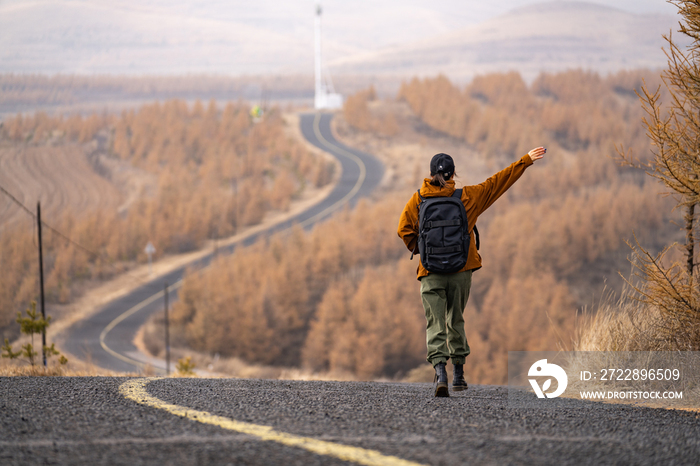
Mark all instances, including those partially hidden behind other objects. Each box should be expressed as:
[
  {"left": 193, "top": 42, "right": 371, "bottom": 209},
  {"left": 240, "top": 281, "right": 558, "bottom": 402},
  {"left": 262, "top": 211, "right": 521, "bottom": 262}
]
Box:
[{"left": 314, "top": 3, "right": 343, "bottom": 110}]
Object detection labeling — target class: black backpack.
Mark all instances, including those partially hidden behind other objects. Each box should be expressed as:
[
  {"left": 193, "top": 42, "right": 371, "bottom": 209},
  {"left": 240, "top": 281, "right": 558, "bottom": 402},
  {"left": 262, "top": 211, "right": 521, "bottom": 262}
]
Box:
[{"left": 412, "top": 188, "right": 479, "bottom": 274}]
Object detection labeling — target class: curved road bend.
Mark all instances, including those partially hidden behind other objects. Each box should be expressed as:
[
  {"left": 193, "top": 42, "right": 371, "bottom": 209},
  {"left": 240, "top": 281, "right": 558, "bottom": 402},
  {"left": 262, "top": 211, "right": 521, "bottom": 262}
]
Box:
[{"left": 62, "top": 112, "right": 384, "bottom": 373}]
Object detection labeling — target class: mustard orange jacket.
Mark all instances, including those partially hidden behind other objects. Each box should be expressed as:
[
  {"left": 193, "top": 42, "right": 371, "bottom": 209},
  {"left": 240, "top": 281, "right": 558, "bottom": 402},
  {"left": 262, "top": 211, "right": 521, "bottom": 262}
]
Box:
[{"left": 397, "top": 154, "right": 534, "bottom": 279}]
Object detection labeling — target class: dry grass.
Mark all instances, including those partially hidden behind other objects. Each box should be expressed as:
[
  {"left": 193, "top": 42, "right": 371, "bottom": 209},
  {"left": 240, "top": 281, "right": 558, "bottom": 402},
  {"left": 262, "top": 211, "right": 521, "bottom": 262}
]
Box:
[
  {"left": 574, "top": 289, "right": 700, "bottom": 352},
  {"left": 0, "top": 358, "right": 136, "bottom": 377},
  {"left": 0, "top": 366, "right": 108, "bottom": 377},
  {"left": 570, "top": 289, "right": 700, "bottom": 410}
]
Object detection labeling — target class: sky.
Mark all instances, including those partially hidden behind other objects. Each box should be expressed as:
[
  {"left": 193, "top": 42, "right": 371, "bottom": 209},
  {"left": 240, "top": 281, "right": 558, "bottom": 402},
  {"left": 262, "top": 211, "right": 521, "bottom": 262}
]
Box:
[{"left": 431, "top": 0, "right": 677, "bottom": 19}]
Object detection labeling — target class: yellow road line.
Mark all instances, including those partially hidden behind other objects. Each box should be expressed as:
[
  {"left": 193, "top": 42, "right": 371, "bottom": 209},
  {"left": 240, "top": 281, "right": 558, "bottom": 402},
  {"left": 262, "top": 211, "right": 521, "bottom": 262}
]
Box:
[
  {"left": 120, "top": 378, "right": 426, "bottom": 466},
  {"left": 99, "top": 280, "right": 182, "bottom": 369},
  {"left": 101, "top": 113, "right": 367, "bottom": 370}
]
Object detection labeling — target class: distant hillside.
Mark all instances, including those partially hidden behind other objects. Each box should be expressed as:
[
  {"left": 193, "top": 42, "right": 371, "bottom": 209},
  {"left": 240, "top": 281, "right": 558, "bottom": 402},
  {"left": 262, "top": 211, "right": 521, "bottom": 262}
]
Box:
[
  {"left": 0, "top": 1, "right": 315, "bottom": 75},
  {"left": 329, "top": 1, "right": 683, "bottom": 81},
  {"left": 0, "top": 0, "right": 461, "bottom": 76},
  {"left": 0, "top": 1, "right": 682, "bottom": 79}
]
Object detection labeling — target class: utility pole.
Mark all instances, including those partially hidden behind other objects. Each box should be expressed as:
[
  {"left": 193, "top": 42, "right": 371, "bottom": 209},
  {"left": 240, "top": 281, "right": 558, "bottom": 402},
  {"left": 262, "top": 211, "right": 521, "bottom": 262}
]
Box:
[
  {"left": 37, "top": 202, "right": 47, "bottom": 368},
  {"left": 164, "top": 282, "right": 170, "bottom": 375}
]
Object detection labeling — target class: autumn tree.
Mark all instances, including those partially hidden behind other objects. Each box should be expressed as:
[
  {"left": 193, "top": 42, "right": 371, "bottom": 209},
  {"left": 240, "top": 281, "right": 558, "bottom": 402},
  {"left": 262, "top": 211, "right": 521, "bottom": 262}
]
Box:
[
  {"left": 342, "top": 87, "right": 398, "bottom": 137},
  {"left": 617, "top": 0, "right": 700, "bottom": 346},
  {"left": 343, "top": 87, "right": 375, "bottom": 131}
]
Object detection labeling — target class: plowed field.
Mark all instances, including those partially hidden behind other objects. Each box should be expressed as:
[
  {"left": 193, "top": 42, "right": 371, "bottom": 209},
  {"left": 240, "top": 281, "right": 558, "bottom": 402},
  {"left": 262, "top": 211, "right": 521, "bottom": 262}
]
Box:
[{"left": 0, "top": 143, "right": 122, "bottom": 228}]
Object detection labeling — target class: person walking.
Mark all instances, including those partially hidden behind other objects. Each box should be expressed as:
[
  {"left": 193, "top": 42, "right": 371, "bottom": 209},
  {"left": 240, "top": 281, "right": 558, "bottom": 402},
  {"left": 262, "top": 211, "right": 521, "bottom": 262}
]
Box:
[{"left": 397, "top": 148, "right": 545, "bottom": 397}]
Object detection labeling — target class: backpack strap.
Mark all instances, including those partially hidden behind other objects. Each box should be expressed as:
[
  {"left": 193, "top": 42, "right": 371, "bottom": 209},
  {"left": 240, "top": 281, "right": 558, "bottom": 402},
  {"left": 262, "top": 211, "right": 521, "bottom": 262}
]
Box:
[
  {"left": 452, "top": 188, "right": 480, "bottom": 251},
  {"left": 411, "top": 189, "right": 423, "bottom": 261}
]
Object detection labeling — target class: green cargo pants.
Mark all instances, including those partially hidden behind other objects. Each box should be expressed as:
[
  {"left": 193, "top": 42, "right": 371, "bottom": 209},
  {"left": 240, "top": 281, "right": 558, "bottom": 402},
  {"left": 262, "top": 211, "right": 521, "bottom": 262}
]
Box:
[{"left": 420, "top": 270, "right": 472, "bottom": 366}]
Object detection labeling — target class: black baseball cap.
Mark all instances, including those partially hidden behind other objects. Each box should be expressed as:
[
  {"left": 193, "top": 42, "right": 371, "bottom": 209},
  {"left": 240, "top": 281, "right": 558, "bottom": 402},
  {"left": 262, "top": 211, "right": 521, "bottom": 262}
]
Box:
[{"left": 430, "top": 153, "right": 454, "bottom": 178}]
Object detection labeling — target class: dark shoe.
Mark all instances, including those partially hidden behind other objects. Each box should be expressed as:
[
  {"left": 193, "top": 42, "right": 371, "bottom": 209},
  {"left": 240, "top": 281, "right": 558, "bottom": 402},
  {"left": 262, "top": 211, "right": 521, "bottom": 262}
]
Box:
[
  {"left": 453, "top": 364, "right": 468, "bottom": 392},
  {"left": 434, "top": 362, "right": 449, "bottom": 397}
]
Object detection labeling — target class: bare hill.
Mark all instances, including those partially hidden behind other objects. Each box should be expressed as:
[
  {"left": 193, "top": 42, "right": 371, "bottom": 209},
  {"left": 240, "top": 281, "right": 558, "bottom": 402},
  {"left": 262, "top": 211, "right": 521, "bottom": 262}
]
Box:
[
  {"left": 329, "top": 1, "right": 683, "bottom": 81},
  {"left": 0, "top": 1, "right": 315, "bottom": 75},
  {"left": 0, "top": 1, "right": 682, "bottom": 79}
]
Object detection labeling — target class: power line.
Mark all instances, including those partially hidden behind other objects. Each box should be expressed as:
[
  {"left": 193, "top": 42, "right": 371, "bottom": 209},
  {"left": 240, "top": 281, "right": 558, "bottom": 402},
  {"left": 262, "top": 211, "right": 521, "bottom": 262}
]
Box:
[
  {"left": 0, "top": 184, "right": 34, "bottom": 217},
  {"left": 0, "top": 183, "right": 106, "bottom": 261},
  {"left": 1, "top": 182, "right": 161, "bottom": 296}
]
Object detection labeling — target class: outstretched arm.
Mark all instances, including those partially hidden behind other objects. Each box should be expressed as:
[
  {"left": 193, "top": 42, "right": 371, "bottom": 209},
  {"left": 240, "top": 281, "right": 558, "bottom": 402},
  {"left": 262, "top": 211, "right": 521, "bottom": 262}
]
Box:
[{"left": 468, "top": 146, "right": 544, "bottom": 217}]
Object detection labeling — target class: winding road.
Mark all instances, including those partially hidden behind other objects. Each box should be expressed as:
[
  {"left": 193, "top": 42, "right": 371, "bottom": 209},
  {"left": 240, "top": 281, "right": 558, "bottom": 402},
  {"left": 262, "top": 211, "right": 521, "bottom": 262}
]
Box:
[{"left": 62, "top": 112, "right": 383, "bottom": 373}]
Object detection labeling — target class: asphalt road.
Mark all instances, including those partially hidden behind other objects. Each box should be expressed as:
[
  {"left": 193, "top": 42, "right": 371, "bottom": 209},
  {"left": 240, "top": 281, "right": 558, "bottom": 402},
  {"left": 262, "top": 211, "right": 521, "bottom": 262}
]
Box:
[
  {"left": 62, "top": 112, "right": 384, "bottom": 373},
  {"left": 2, "top": 377, "right": 699, "bottom": 465}
]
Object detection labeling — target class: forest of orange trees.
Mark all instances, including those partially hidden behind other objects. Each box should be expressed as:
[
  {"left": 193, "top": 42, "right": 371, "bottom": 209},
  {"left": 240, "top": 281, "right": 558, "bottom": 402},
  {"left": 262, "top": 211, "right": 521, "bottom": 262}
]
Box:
[
  {"left": 167, "top": 69, "right": 680, "bottom": 384},
  {"left": 0, "top": 101, "right": 332, "bottom": 341}
]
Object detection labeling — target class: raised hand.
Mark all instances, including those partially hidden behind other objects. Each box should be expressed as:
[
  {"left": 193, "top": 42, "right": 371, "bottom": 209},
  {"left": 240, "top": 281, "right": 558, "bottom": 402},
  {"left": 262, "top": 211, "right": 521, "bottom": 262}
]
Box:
[{"left": 527, "top": 146, "right": 546, "bottom": 163}]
